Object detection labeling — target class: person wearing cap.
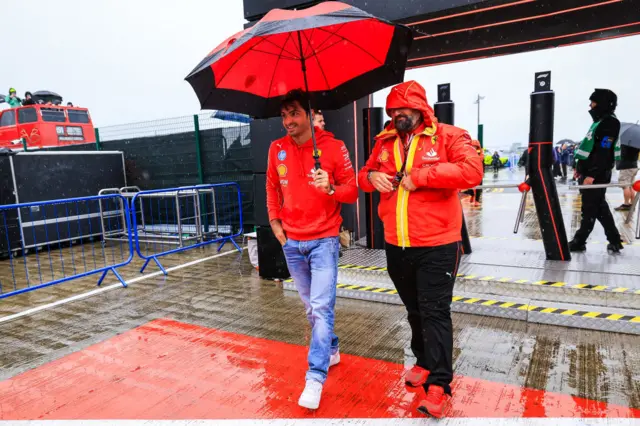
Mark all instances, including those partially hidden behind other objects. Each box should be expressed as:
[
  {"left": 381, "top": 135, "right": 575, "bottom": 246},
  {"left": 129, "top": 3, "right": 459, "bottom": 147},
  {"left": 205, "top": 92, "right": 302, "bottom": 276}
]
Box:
[
  {"left": 570, "top": 88, "right": 624, "bottom": 253},
  {"left": 358, "top": 80, "right": 483, "bottom": 418},
  {"left": 4, "top": 88, "right": 22, "bottom": 108}
]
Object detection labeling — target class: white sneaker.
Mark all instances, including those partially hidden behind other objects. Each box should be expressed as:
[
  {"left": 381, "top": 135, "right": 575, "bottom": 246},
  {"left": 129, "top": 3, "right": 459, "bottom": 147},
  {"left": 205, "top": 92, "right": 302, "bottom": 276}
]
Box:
[
  {"left": 329, "top": 351, "right": 340, "bottom": 367},
  {"left": 298, "top": 379, "right": 323, "bottom": 409}
]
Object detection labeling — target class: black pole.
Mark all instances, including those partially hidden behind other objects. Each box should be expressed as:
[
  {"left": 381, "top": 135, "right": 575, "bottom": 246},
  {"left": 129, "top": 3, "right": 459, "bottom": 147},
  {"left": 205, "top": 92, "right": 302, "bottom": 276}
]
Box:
[
  {"left": 528, "top": 71, "right": 570, "bottom": 261},
  {"left": 434, "top": 83, "right": 472, "bottom": 254},
  {"left": 297, "top": 31, "right": 321, "bottom": 170},
  {"left": 363, "top": 107, "right": 386, "bottom": 249}
]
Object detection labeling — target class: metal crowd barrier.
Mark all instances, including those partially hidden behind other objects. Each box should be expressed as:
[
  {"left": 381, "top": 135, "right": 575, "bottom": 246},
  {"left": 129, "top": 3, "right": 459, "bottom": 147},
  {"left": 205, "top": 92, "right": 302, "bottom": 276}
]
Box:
[
  {"left": 0, "top": 194, "right": 133, "bottom": 300},
  {"left": 568, "top": 180, "right": 640, "bottom": 238},
  {"left": 130, "top": 183, "right": 243, "bottom": 275},
  {"left": 509, "top": 180, "right": 640, "bottom": 238}
]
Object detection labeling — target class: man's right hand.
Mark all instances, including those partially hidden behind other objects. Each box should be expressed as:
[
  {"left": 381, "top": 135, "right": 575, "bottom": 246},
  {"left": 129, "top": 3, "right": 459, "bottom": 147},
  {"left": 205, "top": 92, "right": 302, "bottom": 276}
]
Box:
[
  {"left": 271, "top": 219, "right": 287, "bottom": 246},
  {"left": 369, "top": 171, "right": 395, "bottom": 193}
]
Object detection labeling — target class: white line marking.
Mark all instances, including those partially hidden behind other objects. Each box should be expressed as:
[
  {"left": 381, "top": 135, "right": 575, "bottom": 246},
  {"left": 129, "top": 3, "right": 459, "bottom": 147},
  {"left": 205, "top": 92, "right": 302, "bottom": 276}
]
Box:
[
  {"left": 0, "top": 418, "right": 636, "bottom": 425},
  {"left": 0, "top": 248, "right": 246, "bottom": 324}
]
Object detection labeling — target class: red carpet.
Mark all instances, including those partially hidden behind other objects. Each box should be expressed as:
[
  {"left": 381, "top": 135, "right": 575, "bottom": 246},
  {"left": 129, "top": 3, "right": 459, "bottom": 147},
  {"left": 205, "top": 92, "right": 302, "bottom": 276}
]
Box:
[{"left": 0, "top": 318, "right": 637, "bottom": 420}]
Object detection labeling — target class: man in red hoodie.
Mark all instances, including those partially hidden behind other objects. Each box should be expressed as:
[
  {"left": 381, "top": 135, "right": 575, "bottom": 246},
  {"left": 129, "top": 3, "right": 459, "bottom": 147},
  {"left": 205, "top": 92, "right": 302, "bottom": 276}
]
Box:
[
  {"left": 358, "top": 81, "right": 483, "bottom": 418},
  {"left": 266, "top": 89, "right": 358, "bottom": 410}
]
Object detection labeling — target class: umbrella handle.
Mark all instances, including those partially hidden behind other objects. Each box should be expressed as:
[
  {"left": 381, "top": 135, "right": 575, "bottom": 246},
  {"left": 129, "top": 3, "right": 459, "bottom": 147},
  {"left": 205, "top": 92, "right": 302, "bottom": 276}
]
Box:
[
  {"left": 308, "top": 100, "right": 321, "bottom": 170},
  {"left": 298, "top": 30, "right": 322, "bottom": 170}
]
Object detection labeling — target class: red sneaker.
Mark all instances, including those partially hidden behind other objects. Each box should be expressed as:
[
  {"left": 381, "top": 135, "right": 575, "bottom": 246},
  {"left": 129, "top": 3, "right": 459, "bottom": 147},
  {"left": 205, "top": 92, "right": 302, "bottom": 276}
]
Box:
[
  {"left": 404, "top": 365, "right": 429, "bottom": 387},
  {"left": 417, "top": 385, "right": 449, "bottom": 419}
]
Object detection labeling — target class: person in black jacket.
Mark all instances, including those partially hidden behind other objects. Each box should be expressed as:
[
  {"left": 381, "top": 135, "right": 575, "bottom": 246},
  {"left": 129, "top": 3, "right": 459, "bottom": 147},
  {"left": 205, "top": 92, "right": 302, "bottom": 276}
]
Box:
[{"left": 570, "top": 89, "right": 623, "bottom": 253}]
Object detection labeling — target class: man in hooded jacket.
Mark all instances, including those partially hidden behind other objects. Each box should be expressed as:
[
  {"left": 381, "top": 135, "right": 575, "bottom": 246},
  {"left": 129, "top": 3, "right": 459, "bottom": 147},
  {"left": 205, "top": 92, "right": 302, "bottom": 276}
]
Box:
[
  {"left": 570, "top": 89, "right": 623, "bottom": 253},
  {"left": 358, "top": 81, "right": 483, "bottom": 418}
]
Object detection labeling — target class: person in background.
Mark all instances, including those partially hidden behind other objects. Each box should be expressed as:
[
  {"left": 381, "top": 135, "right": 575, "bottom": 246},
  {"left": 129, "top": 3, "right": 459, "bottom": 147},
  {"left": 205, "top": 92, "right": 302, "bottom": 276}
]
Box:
[
  {"left": 560, "top": 144, "right": 570, "bottom": 179},
  {"left": 614, "top": 143, "right": 639, "bottom": 211},
  {"left": 312, "top": 109, "right": 325, "bottom": 130},
  {"left": 570, "top": 88, "right": 624, "bottom": 253},
  {"left": 4, "top": 88, "right": 21, "bottom": 108},
  {"left": 462, "top": 139, "right": 484, "bottom": 205},
  {"left": 553, "top": 146, "right": 563, "bottom": 179},
  {"left": 492, "top": 151, "right": 501, "bottom": 173},
  {"left": 22, "top": 92, "right": 35, "bottom": 106},
  {"left": 358, "top": 80, "right": 483, "bottom": 418},
  {"left": 266, "top": 89, "right": 358, "bottom": 410}
]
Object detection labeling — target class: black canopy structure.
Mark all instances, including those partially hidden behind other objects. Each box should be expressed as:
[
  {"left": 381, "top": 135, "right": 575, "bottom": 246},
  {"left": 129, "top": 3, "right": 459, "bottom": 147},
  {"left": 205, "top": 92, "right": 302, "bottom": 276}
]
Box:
[{"left": 244, "top": 0, "right": 640, "bottom": 69}]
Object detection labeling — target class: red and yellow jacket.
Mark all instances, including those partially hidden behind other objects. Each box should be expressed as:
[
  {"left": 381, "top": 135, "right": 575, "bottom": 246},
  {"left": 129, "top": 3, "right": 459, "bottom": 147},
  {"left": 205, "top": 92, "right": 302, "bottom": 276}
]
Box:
[
  {"left": 266, "top": 128, "right": 358, "bottom": 241},
  {"left": 358, "top": 81, "right": 483, "bottom": 248}
]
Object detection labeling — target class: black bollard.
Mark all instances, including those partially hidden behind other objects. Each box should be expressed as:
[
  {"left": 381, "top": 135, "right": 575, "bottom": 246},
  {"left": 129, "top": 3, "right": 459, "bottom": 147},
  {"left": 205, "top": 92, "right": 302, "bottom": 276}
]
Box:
[
  {"left": 528, "top": 71, "right": 571, "bottom": 261},
  {"left": 363, "top": 107, "right": 386, "bottom": 249},
  {"left": 434, "top": 84, "right": 473, "bottom": 254}
]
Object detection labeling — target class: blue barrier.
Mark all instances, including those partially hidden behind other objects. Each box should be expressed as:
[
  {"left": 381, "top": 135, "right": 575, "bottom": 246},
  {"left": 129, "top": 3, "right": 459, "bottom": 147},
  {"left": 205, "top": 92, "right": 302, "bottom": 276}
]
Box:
[
  {"left": 130, "top": 183, "right": 243, "bottom": 274},
  {"left": 0, "top": 194, "right": 134, "bottom": 300}
]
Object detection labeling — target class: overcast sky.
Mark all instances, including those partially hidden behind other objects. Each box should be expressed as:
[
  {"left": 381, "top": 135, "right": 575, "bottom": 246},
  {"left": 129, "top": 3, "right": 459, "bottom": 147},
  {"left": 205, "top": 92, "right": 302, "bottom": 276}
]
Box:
[{"left": 3, "top": 1, "right": 640, "bottom": 150}]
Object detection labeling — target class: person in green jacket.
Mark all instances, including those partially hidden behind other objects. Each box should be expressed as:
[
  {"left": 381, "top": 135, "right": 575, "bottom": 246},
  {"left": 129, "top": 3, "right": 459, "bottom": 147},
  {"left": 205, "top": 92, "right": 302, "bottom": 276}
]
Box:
[
  {"left": 3, "top": 88, "right": 22, "bottom": 108},
  {"left": 570, "top": 88, "right": 623, "bottom": 253}
]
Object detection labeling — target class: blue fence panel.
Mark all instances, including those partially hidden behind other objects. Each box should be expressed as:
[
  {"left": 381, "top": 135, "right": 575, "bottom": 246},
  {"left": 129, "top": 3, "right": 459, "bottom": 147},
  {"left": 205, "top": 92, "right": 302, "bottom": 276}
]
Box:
[
  {"left": 130, "top": 183, "right": 243, "bottom": 274},
  {"left": 0, "top": 194, "right": 134, "bottom": 300}
]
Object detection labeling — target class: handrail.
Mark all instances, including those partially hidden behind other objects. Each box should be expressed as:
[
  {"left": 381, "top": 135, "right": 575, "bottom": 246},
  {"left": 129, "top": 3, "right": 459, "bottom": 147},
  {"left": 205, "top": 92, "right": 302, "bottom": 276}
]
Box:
[
  {"left": 472, "top": 183, "right": 522, "bottom": 190},
  {"left": 567, "top": 182, "right": 632, "bottom": 190}
]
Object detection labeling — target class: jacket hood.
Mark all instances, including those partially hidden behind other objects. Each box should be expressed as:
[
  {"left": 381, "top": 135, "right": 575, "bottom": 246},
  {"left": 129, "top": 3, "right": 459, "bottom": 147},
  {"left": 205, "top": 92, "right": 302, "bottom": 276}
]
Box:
[
  {"left": 385, "top": 80, "right": 438, "bottom": 130},
  {"left": 589, "top": 88, "right": 617, "bottom": 121}
]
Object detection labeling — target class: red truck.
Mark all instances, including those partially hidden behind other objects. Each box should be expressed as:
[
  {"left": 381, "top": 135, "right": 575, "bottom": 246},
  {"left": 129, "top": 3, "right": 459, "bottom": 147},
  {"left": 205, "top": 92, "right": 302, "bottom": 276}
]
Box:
[{"left": 0, "top": 104, "right": 96, "bottom": 149}]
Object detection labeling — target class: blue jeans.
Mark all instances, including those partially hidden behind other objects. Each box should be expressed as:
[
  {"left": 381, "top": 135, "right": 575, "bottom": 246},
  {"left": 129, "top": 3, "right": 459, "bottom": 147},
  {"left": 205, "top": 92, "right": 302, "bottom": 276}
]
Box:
[{"left": 282, "top": 236, "right": 340, "bottom": 384}]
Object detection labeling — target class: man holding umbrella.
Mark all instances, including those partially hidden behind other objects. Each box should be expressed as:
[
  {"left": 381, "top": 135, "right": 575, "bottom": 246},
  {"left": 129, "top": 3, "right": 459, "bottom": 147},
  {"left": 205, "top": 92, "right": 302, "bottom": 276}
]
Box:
[
  {"left": 358, "top": 80, "right": 483, "bottom": 418},
  {"left": 185, "top": 0, "right": 413, "bottom": 411},
  {"left": 266, "top": 89, "right": 358, "bottom": 410}
]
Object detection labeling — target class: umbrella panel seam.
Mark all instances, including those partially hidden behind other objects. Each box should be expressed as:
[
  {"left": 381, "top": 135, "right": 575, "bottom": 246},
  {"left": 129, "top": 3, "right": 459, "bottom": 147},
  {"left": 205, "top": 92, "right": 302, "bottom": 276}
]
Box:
[
  {"left": 302, "top": 29, "right": 331, "bottom": 91},
  {"left": 265, "top": 32, "right": 294, "bottom": 106},
  {"left": 315, "top": 24, "right": 384, "bottom": 66},
  {"left": 213, "top": 36, "right": 270, "bottom": 99}
]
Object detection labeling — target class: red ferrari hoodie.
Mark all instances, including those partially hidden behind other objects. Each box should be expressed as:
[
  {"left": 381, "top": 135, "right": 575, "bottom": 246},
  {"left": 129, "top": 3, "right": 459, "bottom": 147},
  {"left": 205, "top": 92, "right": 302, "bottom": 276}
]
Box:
[{"left": 266, "top": 128, "right": 358, "bottom": 241}]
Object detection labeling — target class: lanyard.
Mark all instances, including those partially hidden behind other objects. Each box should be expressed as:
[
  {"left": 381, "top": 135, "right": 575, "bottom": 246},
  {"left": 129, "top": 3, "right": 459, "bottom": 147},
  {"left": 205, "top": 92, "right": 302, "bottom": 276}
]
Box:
[
  {"left": 394, "top": 134, "right": 414, "bottom": 187},
  {"left": 398, "top": 134, "right": 414, "bottom": 175}
]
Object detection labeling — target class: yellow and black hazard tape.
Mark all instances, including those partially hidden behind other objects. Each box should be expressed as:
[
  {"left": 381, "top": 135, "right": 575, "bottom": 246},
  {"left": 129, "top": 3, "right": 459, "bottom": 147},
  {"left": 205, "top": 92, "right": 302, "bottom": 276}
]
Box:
[
  {"left": 337, "top": 264, "right": 640, "bottom": 295},
  {"left": 448, "top": 295, "right": 640, "bottom": 323},
  {"left": 283, "top": 279, "right": 640, "bottom": 323}
]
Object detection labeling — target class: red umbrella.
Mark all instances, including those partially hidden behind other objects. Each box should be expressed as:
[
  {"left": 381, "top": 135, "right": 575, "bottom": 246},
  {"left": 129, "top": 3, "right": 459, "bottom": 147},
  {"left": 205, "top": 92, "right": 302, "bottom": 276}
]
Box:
[{"left": 185, "top": 1, "right": 412, "bottom": 168}]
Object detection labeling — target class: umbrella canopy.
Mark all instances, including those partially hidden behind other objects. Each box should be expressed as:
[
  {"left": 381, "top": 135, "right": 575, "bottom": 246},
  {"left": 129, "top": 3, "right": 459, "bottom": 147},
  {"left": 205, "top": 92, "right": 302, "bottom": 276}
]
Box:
[
  {"left": 32, "top": 90, "right": 63, "bottom": 105},
  {"left": 185, "top": 1, "right": 412, "bottom": 119},
  {"left": 619, "top": 122, "right": 640, "bottom": 149}
]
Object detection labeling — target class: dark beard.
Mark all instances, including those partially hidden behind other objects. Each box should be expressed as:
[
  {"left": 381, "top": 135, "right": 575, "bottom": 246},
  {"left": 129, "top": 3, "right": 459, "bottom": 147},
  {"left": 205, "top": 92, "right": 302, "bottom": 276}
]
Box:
[{"left": 394, "top": 115, "right": 415, "bottom": 132}]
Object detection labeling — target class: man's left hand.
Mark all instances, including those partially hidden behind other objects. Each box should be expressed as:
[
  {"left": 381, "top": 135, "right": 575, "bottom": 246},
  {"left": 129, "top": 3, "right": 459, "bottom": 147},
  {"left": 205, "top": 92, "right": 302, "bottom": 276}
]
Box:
[
  {"left": 313, "top": 168, "right": 332, "bottom": 193},
  {"left": 583, "top": 177, "right": 595, "bottom": 185},
  {"left": 401, "top": 173, "right": 417, "bottom": 191}
]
